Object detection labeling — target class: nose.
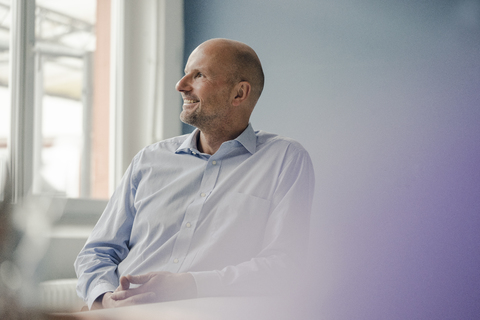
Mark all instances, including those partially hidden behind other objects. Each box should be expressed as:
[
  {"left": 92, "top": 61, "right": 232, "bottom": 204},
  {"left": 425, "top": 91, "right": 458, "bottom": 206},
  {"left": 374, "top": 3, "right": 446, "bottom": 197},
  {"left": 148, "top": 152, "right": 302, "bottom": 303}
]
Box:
[{"left": 175, "top": 74, "right": 191, "bottom": 92}]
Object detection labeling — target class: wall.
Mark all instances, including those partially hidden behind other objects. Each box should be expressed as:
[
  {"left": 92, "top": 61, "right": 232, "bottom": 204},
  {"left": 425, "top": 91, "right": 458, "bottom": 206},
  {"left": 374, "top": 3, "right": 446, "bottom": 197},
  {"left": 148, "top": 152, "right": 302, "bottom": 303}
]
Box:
[{"left": 183, "top": 1, "right": 480, "bottom": 319}]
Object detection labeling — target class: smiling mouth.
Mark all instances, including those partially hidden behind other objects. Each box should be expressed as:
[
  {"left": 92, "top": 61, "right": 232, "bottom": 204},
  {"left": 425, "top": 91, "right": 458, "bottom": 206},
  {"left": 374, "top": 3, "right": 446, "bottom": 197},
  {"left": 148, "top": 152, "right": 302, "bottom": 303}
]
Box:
[{"left": 184, "top": 99, "right": 199, "bottom": 104}]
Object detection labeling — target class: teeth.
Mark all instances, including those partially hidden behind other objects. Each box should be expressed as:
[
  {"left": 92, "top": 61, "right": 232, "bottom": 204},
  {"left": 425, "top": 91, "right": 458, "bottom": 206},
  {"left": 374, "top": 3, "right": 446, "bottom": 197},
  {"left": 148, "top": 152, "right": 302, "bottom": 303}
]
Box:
[{"left": 184, "top": 99, "right": 198, "bottom": 104}]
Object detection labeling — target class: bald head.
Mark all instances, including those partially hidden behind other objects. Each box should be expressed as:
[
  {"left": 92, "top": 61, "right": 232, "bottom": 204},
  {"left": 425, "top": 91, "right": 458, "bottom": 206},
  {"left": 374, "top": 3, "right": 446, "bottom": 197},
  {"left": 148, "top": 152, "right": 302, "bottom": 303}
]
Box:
[
  {"left": 176, "top": 39, "right": 265, "bottom": 150},
  {"left": 196, "top": 39, "right": 265, "bottom": 106}
]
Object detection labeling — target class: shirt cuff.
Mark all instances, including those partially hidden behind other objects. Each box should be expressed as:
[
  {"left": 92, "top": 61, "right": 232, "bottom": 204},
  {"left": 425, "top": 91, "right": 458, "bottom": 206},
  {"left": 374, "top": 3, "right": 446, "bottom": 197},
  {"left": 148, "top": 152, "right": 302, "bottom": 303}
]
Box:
[
  {"left": 87, "top": 282, "right": 117, "bottom": 309},
  {"left": 189, "top": 271, "right": 223, "bottom": 298}
]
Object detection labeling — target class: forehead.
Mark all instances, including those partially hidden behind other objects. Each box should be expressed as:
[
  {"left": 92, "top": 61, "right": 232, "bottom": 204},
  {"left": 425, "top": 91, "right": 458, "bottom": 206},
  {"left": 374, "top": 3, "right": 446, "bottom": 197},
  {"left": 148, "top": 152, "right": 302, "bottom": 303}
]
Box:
[{"left": 185, "top": 45, "right": 233, "bottom": 75}]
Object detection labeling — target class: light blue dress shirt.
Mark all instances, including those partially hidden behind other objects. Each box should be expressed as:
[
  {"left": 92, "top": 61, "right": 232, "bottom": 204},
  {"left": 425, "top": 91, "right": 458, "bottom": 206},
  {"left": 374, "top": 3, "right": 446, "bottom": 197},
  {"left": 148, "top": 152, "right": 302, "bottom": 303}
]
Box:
[{"left": 75, "top": 124, "right": 315, "bottom": 308}]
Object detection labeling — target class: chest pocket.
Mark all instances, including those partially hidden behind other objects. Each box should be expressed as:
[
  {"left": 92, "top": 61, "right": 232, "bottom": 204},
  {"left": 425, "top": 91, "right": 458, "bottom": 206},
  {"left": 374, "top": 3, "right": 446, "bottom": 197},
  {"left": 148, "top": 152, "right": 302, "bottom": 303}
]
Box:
[{"left": 210, "top": 192, "right": 271, "bottom": 241}]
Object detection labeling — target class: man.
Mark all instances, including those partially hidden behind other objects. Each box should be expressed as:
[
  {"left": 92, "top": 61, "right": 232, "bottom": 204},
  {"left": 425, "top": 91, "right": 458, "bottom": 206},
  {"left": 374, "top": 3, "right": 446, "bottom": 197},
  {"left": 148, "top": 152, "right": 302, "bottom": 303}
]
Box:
[{"left": 75, "top": 38, "right": 315, "bottom": 309}]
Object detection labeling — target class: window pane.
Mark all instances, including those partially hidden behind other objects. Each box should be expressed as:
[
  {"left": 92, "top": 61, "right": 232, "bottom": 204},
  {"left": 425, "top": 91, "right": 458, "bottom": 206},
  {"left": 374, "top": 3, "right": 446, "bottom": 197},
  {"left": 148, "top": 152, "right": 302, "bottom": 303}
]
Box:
[
  {"left": 0, "top": 0, "right": 10, "bottom": 191},
  {"left": 33, "top": 0, "right": 110, "bottom": 199}
]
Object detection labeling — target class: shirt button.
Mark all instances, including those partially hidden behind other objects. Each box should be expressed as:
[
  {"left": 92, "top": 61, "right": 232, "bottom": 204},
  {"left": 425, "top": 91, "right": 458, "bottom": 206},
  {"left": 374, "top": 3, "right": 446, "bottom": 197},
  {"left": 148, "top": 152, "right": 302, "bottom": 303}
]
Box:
[
  {"left": 186, "top": 222, "right": 191, "bottom": 228},
  {"left": 212, "top": 161, "right": 217, "bottom": 165},
  {"left": 192, "top": 151, "right": 196, "bottom": 155},
  {"left": 200, "top": 192, "right": 206, "bottom": 197},
  {"left": 173, "top": 258, "right": 179, "bottom": 263}
]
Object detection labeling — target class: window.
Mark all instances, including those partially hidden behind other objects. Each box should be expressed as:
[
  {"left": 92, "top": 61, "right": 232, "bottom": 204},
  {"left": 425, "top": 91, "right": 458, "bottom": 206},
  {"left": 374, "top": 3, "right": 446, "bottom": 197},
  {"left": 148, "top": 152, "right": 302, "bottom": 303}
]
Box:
[
  {"left": 2, "top": 0, "right": 183, "bottom": 218},
  {"left": 3, "top": 0, "right": 109, "bottom": 200},
  {"left": 0, "top": 0, "right": 11, "bottom": 197}
]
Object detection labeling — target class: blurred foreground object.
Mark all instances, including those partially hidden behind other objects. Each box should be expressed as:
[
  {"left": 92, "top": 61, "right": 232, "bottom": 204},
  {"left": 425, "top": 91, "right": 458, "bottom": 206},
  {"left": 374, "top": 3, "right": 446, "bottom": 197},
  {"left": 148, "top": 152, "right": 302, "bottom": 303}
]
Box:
[{"left": 0, "top": 165, "right": 79, "bottom": 319}]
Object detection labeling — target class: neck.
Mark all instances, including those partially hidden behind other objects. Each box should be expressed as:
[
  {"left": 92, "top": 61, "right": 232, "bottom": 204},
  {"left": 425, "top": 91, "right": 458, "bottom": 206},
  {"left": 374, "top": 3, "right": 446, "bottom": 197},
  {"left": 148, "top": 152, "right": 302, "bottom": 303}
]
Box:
[{"left": 197, "top": 124, "right": 248, "bottom": 155}]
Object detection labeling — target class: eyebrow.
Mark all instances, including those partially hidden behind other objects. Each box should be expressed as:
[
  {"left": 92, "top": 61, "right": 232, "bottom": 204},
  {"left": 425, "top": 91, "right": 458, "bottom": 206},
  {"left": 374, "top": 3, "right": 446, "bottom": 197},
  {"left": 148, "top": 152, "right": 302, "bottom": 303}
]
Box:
[{"left": 184, "top": 68, "right": 199, "bottom": 74}]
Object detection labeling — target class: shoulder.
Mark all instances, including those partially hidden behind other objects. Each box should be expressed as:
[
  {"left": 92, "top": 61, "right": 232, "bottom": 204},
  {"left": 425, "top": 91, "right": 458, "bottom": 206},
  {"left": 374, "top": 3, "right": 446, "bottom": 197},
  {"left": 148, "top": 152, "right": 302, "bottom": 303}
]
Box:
[
  {"left": 255, "top": 130, "right": 309, "bottom": 155},
  {"left": 132, "top": 134, "right": 190, "bottom": 164},
  {"left": 145, "top": 134, "right": 190, "bottom": 152}
]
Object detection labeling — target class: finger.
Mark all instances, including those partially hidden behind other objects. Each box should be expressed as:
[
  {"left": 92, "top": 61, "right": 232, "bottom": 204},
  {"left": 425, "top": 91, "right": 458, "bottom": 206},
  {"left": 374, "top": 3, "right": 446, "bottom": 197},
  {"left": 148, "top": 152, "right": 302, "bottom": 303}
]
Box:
[
  {"left": 119, "top": 275, "right": 131, "bottom": 291},
  {"left": 125, "top": 273, "right": 156, "bottom": 285},
  {"left": 114, "top": 292, "right": 157, "bottom": 307},
  {"left": 111, "top": 286, "right": 149, "bottom": 301},
  {"left": 113, "top": 283, "right": 124, "bottom": 293},
  {"left": 101, "top": 292, "right": 117, "bottom": 309}
]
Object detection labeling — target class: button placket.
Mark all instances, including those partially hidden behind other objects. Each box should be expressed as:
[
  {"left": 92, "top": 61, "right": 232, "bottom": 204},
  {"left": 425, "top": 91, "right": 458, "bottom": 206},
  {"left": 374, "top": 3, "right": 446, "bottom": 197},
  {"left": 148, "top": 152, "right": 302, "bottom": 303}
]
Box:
[{"left": 167, "top": 157, "right": 222, "bottom": 272}]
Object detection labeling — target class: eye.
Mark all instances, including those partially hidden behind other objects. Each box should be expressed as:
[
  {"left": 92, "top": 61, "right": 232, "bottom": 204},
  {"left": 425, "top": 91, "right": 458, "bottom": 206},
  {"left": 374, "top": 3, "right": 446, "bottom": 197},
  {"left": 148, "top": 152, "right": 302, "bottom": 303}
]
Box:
[{"left": 194, "top": 72, "right": 204, "bottom": 78}]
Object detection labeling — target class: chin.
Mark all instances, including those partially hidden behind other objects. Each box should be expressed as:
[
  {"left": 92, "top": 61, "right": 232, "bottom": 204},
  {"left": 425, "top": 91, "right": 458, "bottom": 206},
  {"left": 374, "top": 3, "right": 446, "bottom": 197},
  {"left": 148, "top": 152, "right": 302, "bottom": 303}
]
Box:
[{"left": 180, "top": 112, "right": 198, "bottom": 127}]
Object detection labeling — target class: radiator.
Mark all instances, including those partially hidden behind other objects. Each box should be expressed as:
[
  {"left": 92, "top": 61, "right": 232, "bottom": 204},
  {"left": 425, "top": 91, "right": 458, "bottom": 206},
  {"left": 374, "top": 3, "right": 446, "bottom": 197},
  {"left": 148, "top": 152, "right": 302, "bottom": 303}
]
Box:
[{"left": 38, "top": 278, "right": 85, "bottom": 312}]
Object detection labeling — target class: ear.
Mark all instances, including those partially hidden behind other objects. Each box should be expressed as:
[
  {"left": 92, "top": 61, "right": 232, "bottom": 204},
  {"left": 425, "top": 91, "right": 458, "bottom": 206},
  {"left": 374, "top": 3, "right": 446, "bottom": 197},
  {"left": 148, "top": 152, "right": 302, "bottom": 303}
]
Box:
[{"left": 232, "top": 81, "right": 251, "bottom": 107}]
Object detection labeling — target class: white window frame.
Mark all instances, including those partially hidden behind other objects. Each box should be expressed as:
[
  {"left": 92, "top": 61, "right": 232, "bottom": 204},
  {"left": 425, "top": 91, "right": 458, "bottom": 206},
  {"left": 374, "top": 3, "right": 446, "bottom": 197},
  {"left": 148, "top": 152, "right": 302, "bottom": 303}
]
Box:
[
  {"left": 110, "top": 0, "right": 184, "bottom": 189},
  {"left": 9, "top": 0, "right": 35, "bottom": 202},
  {"left": 8, "top": 0, "right": 184, "bottom": 221}
]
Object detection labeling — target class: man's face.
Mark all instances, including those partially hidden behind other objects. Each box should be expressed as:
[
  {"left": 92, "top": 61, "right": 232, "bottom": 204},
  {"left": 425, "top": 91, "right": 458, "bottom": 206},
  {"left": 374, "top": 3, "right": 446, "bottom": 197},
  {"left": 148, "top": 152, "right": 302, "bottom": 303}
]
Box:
[{"left": 176, "top": 45, "right": 235, "bottom": 130}]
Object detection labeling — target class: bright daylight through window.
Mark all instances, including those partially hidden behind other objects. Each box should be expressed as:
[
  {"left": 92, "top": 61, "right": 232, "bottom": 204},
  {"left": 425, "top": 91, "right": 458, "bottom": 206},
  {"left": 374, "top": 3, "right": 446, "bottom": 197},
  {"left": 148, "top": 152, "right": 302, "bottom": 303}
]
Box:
[{"left": 0, "top": 0, "right": 111, "bottom": 200}]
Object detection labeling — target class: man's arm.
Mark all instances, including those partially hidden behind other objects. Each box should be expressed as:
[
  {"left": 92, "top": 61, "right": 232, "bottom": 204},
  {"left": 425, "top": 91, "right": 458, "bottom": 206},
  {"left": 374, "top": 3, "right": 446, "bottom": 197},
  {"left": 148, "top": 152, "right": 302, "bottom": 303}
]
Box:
[{"left": 74, "top": 160, "right": 138, "bottom": 309}]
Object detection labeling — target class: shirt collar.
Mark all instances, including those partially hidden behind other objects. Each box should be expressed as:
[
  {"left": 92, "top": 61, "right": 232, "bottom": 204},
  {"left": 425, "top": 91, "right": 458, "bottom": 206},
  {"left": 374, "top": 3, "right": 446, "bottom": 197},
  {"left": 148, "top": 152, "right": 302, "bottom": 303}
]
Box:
[
  {"left": 235, "top": 123, "right": 257, "bottom": 154},
  {"left": 175, "top": 123, "right": 257, "bottom": 155},
  {"left": 175, "top": 129, "right": 200, "bottom": 154}
]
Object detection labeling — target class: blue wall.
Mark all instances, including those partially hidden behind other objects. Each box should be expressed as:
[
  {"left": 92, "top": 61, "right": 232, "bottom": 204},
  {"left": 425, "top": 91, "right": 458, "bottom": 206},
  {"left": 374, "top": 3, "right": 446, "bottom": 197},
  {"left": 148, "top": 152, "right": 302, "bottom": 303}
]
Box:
[{"left": 183, "top": 1, "right": 480, "bottom": 319}]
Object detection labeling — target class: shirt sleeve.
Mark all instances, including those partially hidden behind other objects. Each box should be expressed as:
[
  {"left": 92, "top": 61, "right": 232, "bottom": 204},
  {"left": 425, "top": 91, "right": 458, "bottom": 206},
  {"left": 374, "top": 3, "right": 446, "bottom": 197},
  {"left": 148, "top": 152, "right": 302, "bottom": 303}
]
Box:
[
  {"left": 74, "top": 157, "right": 138, "bottom": 309},
  {"left": 190, "top": 148, "right": 315, "bottom": 297}
]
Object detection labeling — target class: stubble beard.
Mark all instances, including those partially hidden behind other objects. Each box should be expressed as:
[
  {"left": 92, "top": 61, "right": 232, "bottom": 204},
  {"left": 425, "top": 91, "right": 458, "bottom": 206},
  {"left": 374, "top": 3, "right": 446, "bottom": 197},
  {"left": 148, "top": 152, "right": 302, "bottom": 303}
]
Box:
[
  {"left": 180, "top": 96, "right": 230, "bottom": 131},
  {"left": 180, "top": 106, "right": 218, "bottom": 131}
]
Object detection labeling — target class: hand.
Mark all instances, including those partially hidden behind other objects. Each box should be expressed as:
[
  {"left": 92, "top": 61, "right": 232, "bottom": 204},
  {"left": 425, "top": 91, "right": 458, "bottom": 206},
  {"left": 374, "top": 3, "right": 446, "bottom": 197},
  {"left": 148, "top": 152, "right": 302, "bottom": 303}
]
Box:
[
  {"left": 110, "top": 271, "right": 197, "bottom": 305},
  {"left": 92, "top": 290, "right": 156, "bottom": 309}
]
